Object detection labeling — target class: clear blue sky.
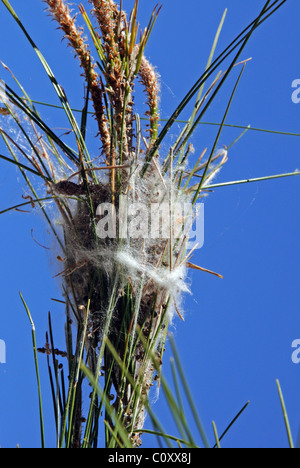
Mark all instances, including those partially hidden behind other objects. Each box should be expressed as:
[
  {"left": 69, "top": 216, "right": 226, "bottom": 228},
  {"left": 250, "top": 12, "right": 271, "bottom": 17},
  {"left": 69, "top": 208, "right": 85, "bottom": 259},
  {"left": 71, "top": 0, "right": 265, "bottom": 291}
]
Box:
[{"left": 0, "top": 0, "right": 299, "bottom": 448}]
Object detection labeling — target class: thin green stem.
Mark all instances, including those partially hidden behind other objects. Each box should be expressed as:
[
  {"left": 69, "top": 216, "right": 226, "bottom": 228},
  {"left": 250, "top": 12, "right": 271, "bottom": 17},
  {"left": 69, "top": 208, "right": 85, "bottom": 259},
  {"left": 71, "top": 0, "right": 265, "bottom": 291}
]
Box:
[
  {"left": 20, "top": 293, "right": 45, "bottom": 449},
  {"left": 28, "top": 99, "right": 300, "bottom": 138},
  {"left": 212, "top": 421, "right": 221, "bottom": 448},
  {"left": 136, "top": 429, "right": 197, "bottom": 448},
  {"left": 142, "top": 0, "right": 286, "bottom": 173},
  {"left": 192, "top": 64, "right": 246, "bottom": 204},
  {"left": 0, "top": 196, "right": 78, "bottom": 216},
  {"left": 204, "top": 171, "right": 300, "bottom": 189},
  {"left": 169, "top": 334, "right": 210, "bottom": 448},
  {"left": 212, "top": 401, "right": 250, "bottom": 448},
  {"left": 0, "top": 152, "right": 50, "bottom": 181},
  {"left": 276, "top": 379, "right": 294, "bottom": 449},
  {"left": 1, "top": 0, "right": 90, "bottom": 163}
]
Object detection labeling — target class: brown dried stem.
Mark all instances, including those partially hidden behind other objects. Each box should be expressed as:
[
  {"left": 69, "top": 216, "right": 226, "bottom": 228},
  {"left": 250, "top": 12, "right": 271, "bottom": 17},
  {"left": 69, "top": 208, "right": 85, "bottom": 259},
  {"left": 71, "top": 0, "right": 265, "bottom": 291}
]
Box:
[
  {"left": 44, "top": 0, "right": 111, "bottom": 159},
  {"left": 139, "top": 55, "right": 160, "bottom": 143}
]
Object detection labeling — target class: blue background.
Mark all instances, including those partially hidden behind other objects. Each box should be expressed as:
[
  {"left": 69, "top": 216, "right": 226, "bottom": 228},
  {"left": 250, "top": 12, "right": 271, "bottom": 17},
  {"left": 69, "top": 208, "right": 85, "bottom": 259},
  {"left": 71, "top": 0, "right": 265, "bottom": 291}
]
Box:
[{"left": 0, "top": 0, "right": 299, "bottom": 448}]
